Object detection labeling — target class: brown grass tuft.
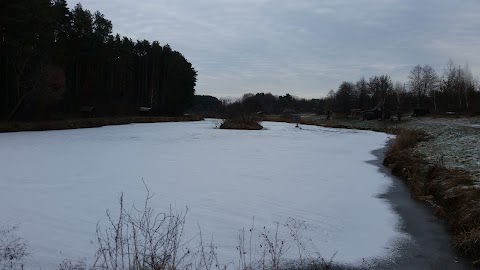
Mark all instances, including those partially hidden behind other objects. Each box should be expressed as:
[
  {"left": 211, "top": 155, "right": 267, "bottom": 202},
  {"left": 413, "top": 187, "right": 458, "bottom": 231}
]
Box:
[{"left": 386, "top": 129, "right": 429, "bottom": 156}]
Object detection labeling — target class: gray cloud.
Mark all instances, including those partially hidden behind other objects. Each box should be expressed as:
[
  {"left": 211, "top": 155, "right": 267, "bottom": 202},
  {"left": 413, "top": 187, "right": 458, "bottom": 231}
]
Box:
[{"left": 73, "top": 0, "right": 480, "bottom": 98}]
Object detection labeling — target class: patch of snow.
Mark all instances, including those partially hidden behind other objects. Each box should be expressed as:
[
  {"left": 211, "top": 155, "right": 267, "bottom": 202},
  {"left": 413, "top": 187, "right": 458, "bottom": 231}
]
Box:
[{"left": 0, "top": 120, "right": 406, "bottom": 268}]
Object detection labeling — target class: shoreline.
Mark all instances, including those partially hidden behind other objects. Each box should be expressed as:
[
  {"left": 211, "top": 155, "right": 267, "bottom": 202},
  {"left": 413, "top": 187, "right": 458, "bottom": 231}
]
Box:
[
  {"left": 325, "top": 145, "right": 475, "bottom": 270},
  {"left": 366, "top": 146, "right": 475, "bottom": 269},
  {"left": 0, "top": 115, "right": 204, "bottom": 133}
]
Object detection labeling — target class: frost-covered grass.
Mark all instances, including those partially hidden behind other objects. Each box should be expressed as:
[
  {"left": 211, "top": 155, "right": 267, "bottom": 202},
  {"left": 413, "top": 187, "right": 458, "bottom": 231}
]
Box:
[
  {"left": 408, "top": 118, "right": 480, "bottom": 185},
  {"left": 293, "top": 115, "right": 480, "bottom": 185},
  {"left": 0, "top": 120, "right": 406, "bottom": 269}
]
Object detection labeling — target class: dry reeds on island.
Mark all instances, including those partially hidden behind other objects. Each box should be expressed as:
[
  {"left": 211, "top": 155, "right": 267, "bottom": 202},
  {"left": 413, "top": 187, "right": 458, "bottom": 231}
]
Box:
[{"left": 220, "top": 118, "right": 263, "bottom": 130}]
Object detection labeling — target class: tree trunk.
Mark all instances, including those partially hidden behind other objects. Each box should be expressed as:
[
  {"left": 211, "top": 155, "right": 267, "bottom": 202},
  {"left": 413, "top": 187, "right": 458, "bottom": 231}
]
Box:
[
  {"left": 458, "top": 89, "right": 462, "bottom": 111},
  {"left": 382, "top": 101, "right": 385, "bottom": 120},
  {"left": 4, "top": 55, "right": 9, "bottom": 118},
  {"left": 418, "top": 91, "right": 421, "bottom": 108},
  {"left": 150, "top": 62, "right": 155, "bottom": 107},
  {"left": 75, "top": 62, "right": 79, "bottom": 108},
  {"left": 464, "top": 89, "right": 469, "bottom": 111},
  {"left": 7, "top": 91, "right": 31, "bottom": 120}
]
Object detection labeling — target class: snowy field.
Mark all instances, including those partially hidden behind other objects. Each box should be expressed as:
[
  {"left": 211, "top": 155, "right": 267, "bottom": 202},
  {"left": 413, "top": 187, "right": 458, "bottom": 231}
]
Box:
[{"left": 0, "top": 119, "right": 407, "bottom": 269}]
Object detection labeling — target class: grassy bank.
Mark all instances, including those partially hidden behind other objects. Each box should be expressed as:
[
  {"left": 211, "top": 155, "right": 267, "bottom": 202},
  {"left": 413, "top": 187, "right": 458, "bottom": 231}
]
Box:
[
  {"left": 0, "top": 115, "right": 204, "bottom": 133},
  {"left": 383, "top": 129, "right": 480, "bottom": 265},
  {"left": 262, "top": 115, "right": 405, "bottom": 133}
]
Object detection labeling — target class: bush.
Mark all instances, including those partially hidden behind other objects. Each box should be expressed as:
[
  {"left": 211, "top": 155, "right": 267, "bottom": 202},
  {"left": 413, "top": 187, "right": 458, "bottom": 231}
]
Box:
[
  {"left": 5, "top": 184, "right": 340, "bottom": 270},
  {"left": 0, "top": 225, "right": 29, "bottom": 270},
  {"left": 92, "top": 187, "right": 198, "bottom": 270},
  {"left": 64, "top": 184, "right": 336, "bottom": 270}
]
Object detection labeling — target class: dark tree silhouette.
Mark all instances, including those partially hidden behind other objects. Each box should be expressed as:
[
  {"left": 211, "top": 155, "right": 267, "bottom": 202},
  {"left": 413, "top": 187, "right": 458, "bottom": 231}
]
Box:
[
  {"left": 0, "top": 0, "right": 197, "bottom": 120},
  {"left": 335, "top": 81, "right": 355, "bottom": 114}
]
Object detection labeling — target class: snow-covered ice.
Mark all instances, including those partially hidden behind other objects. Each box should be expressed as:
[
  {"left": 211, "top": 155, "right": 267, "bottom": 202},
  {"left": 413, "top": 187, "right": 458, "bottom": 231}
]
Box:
[{"left": 0, "top": 119, "right": 407, "bottom": 268}]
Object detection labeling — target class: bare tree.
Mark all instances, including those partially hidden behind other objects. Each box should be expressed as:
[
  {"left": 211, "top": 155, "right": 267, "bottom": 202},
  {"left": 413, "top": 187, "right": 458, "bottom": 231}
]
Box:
[
  {"left": 408, "top": 65, "right": 424, "bottom": 107},
  {"left": 93, "top": 186, "right": 195, "bottom": 270},
  {"left": 461, "top": 64, "right": 476, "bottom": 111},
  {"left": 368, "top": 75, "right": 392, "bottom": 120},
  {"left": 393, "top": 82, "right": 408, "bottom": 120},
  {"left": 408, "top": 65, "right": 423, "bottom": 107},
  {"left": 421, "top": 65, "right": 439, "bottom": 111},
  {"left": 355, "top": 77, "right": 369, "bottom": 110},
  {"left": 441, "top": 59, "right": 476, "bottom": 112},
  {"left": 335, "top": 81, "right": 355, "bottom": 114}
]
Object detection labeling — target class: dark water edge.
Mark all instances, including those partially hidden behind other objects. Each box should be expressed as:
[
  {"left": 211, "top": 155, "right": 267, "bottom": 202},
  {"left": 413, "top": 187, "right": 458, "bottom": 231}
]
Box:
[
  {"left": 326, "top": 146, "right": 476, "bottom": 270},
  {"left": 283, "top": 143, "right": 476, "bottom": 270}
]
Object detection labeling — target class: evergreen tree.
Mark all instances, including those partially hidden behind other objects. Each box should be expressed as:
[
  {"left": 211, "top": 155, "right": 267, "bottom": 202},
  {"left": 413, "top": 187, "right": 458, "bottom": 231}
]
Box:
[{"left": 0, "top": 0, "right": 197, "bottom": 120}]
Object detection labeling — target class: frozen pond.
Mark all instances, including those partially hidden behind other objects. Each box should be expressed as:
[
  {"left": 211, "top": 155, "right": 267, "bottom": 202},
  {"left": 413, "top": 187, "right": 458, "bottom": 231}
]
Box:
[{"left": 0, "top": 119, "right": 406, "bottom": 269}]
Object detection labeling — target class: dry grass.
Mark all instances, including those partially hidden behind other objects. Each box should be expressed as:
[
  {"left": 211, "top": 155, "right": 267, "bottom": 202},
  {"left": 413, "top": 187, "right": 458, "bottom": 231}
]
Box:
[
  {"left": 0, "top": 115, "right": 204, "bottom": 133},
  {"left": 426, "top": 166, "right": 480, "bottom": 264},
  {"left": 262, "top": 115, "right": 405, "bottom": 133},
  {"left": 220, "top": 119, "right": 263, "bottom": 130},
  {"left": 386, "top": 129, "right": 429, "bottom": 156},
  {"left": 383, "top": 129, "right": 480, "bottom": 266}
]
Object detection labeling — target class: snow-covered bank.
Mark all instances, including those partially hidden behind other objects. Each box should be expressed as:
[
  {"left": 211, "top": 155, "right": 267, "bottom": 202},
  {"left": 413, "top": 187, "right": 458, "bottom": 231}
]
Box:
[{"left": 0, "top": 120, "right": 405, "bottom": 269}]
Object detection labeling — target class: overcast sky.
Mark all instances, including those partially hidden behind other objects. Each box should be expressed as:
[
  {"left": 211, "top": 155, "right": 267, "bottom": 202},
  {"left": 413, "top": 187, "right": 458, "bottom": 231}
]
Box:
[{"left": 71, "top": 0, "right": 480, "bottom": 98}]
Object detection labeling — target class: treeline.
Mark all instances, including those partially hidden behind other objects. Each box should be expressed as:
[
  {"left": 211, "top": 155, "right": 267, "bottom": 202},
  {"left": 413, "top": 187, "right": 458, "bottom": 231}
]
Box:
[
  {"left": 192, "top": 60, "right": 480, "bottom": 119},
  {"left": 191, "top": 93, "right": 323, "bottom": 117},
  {"left": 0, "top": 0, "right": 197, "bottom": 120},
  {"left": 193, "top": 60, "right": 479, "bottom": 120},
  {"left": 325, "top": 60, "right": 480, "bottom": 118}
]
